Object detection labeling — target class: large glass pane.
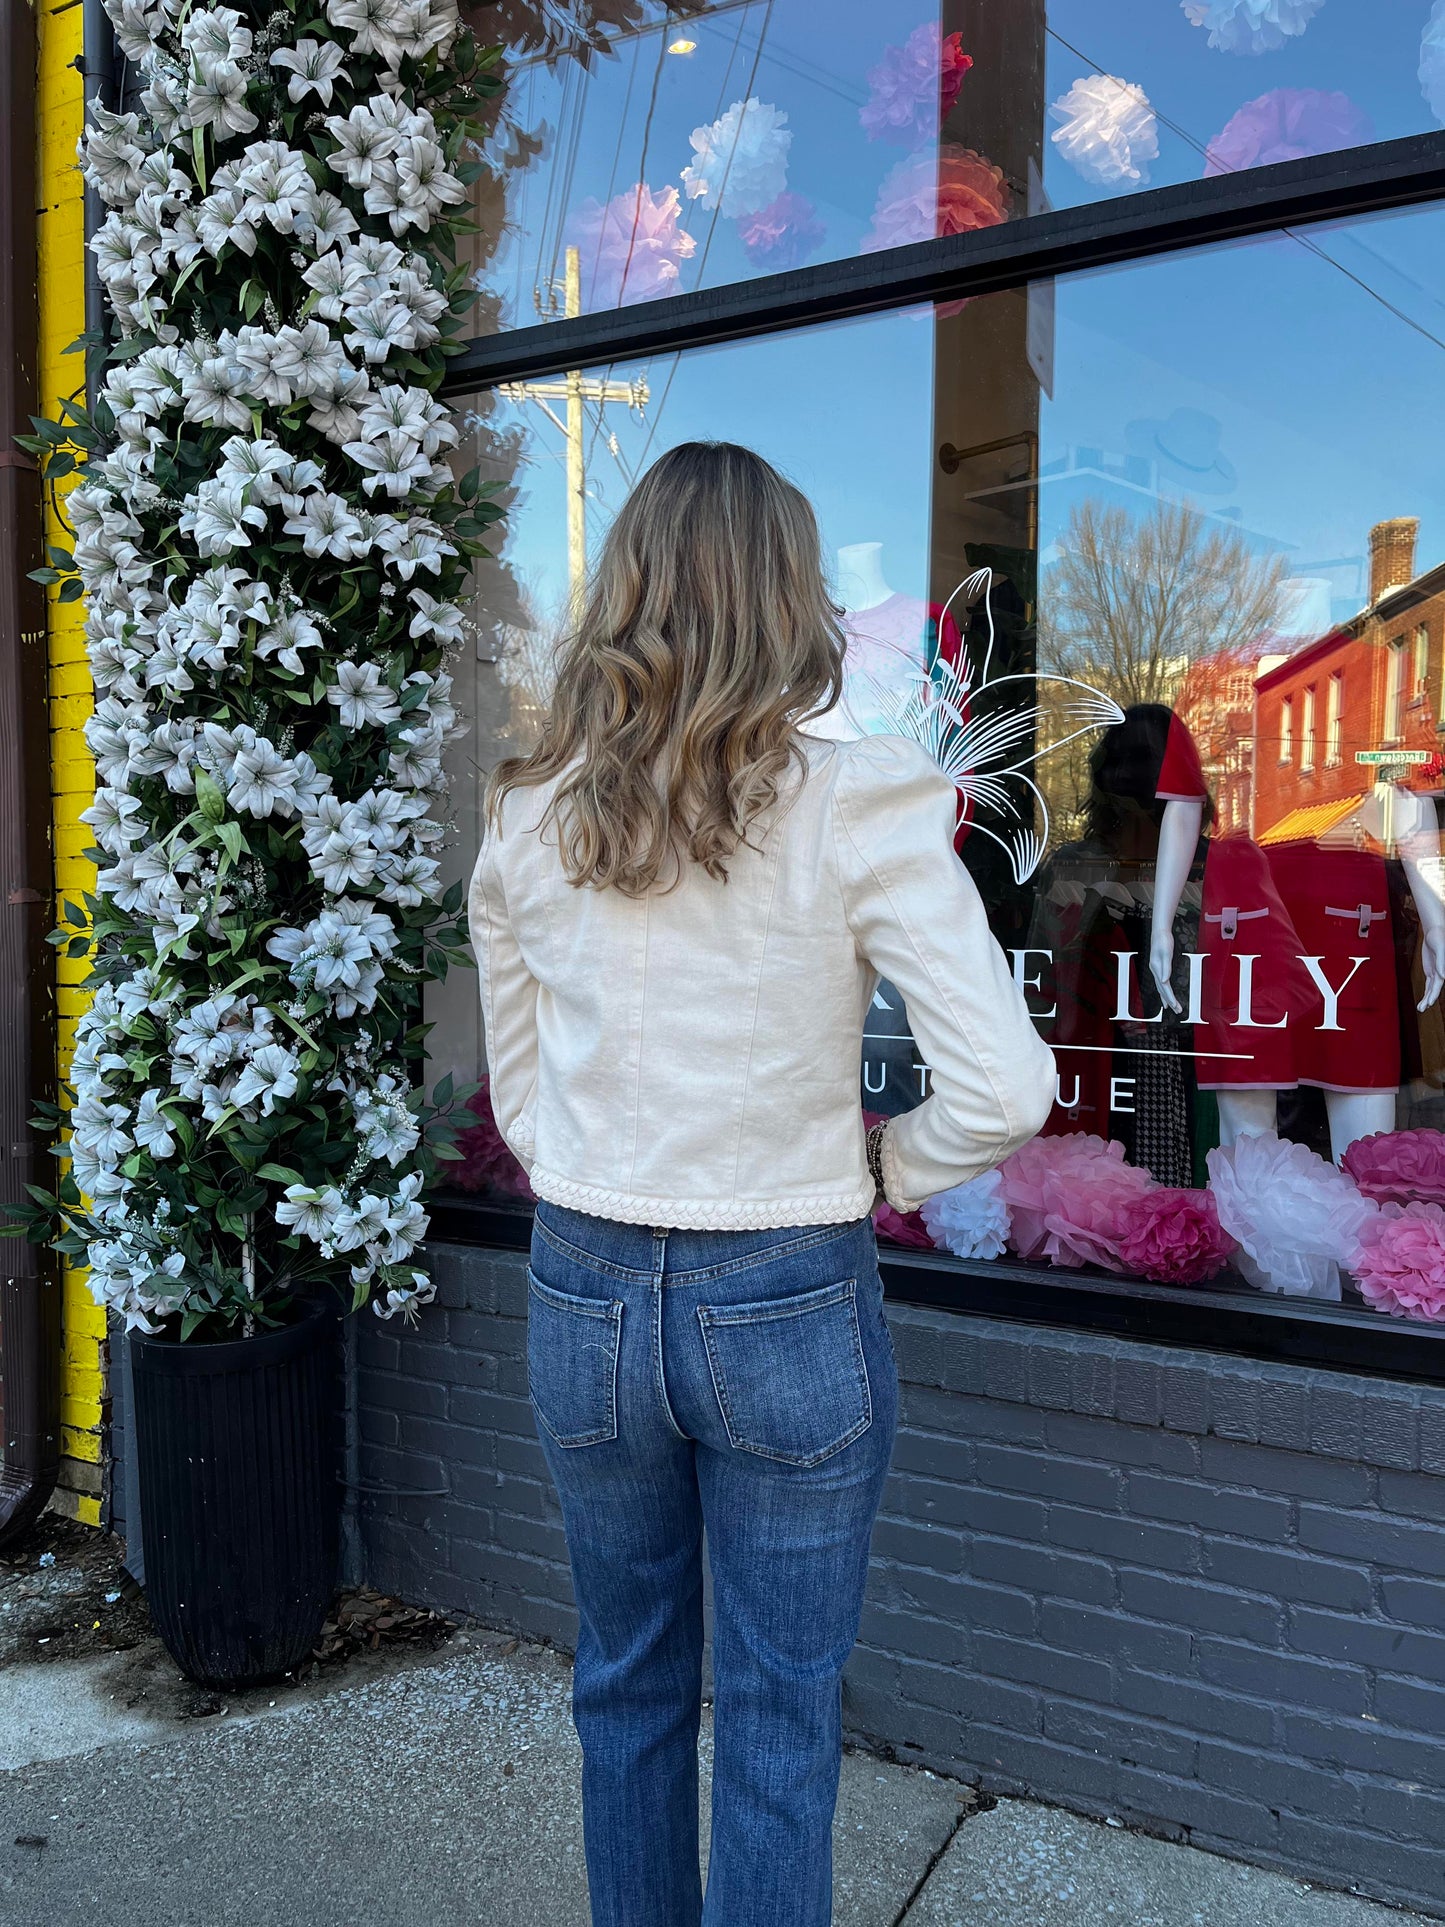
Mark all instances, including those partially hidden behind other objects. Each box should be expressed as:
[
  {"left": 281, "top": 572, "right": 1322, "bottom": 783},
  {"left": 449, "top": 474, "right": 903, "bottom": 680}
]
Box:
[
  {"left": 468, "top": 2, "right": 1444, "bottom": 333},
  {"left": 437, "top": 199, "right": 1445, "bottom": 1321}
]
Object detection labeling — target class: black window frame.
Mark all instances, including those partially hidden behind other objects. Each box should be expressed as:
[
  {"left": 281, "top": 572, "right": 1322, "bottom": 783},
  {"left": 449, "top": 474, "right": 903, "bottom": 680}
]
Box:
[{"left": 441, "top": 128, "right": 1445, "bottom": 1386}]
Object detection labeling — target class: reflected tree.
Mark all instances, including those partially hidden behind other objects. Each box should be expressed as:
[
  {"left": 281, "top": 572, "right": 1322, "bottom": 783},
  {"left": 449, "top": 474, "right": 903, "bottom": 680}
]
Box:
[
  {"left": 1037, "top": 498, "right": 1288, "bottom": 840},
  {"left": 1041, "top": 498, "right": 1288, "bottom": 704},
  {"left": 463, "top": 0, "right": 701, "bottom": 64}
]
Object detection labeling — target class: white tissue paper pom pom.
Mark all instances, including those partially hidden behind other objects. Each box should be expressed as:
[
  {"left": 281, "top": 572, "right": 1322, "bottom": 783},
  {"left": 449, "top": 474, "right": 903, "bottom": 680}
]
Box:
[
  {"left": 1049, "top": 76, "right": 1159, "bottom": 189},
  {"left": 919, "top": 1170, "right": 1011, "bottom": 1261},
  {"left": 1207, "top": 1131, "right": 1376, "bottom": 1301},
  {"left": 1423, "top": 1, "right": 1445, "bottom": 124},
  {"left": 681, "top": 97, "right": 791, "bottom": 219},
  {"left": 1181, "top": 0, "right": 1325, "bottom": 56}
]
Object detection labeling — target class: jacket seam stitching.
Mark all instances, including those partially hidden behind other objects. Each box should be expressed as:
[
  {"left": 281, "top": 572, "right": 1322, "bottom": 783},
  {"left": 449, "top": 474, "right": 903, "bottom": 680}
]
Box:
[
  {"left": 729, "top": 830, "right": 786, "bottom": 1194},
  {"left": 623, "top": 889, "right": 649, "bottom": 1192}
]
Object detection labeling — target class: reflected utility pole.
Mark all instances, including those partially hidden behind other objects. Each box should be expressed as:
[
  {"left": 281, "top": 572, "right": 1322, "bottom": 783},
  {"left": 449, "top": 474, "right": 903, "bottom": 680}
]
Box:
[{"left": 502, "top": 246, "right": 649, "bottom": 604}]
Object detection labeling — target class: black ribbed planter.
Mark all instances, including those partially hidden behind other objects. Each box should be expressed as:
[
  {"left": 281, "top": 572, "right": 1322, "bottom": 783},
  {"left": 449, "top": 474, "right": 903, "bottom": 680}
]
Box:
[{"left": 130, "top": 1306, "right": 339, "bottom": 1688}]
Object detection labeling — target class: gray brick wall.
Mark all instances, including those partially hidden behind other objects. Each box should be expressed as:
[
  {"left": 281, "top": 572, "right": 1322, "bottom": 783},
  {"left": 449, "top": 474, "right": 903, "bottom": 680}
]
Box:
[{"left": 357, "top": 1243, "right": 1445, "bottom": 1918}]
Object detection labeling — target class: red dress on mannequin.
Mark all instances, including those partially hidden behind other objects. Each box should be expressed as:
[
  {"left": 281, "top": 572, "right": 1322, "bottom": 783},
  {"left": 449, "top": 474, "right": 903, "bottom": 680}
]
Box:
[
  {"left": 1155, "top": 714, "right": 1317, "bottom": 1092},
  {"left": 1267, "top": 839, "right": 1400, "bottom": 1093}
]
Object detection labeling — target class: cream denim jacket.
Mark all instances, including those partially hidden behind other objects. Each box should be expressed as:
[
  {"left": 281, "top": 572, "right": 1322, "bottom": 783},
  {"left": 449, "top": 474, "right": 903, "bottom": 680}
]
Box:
[{"left": 469, "top": 733, "right": 1056, "bottom": 1230}]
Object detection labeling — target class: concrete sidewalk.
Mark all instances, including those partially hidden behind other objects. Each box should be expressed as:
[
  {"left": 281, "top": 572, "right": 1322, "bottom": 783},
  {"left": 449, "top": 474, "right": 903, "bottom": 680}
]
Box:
[{"left": 0, "top": 1629, "right": 1436, "bottom": 1927}]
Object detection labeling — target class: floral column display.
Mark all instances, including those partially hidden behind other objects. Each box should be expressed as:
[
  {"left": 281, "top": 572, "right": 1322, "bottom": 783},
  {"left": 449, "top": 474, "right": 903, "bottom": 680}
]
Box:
[{"left": 15, "top": 0, "right": 503, "bottom": 1337}]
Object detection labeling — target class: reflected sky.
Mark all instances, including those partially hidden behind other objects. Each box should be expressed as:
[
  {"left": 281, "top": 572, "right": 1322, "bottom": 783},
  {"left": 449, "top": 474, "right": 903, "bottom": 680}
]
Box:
[
  {"left": 469, "top": 200, "right": 1445, "bottom": 642},
  {"left": 482, "top": 1, "right": 1444, "bottom": 330}
]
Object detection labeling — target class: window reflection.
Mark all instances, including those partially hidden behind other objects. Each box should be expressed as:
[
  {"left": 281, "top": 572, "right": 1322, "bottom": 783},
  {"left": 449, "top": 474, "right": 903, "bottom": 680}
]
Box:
[
  {"left": 465, "top": 0, "right": 1442, "bottom": 334},
  {"left": 436, "top": 198, "right": 1445, "bottom": 1318}
]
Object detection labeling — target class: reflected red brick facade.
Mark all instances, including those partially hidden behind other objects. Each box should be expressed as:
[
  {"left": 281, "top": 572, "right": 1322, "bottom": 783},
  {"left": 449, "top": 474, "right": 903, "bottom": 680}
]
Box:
[{"left": 1253, "top": 525, "right": 1445, "bottom": 843}]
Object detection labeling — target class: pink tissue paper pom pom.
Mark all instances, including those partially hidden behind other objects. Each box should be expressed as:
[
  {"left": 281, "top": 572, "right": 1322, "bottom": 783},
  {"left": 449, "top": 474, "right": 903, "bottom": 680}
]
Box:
[
  {"left": 873, "top": 1200, "right": 937, "bottom": 1250},
  {"left": 1341, "top": 1129, "right": 1445, "bottom": 1209},
  {"left": 998, "top": 1133, "right": 1136, "bottom": 1261},
  {"left": 450, "top": 1078, "right": 534, "bottom": 1200},
  {"left": 861, "top": 144, "right": 1010, "bottom": 253},
  {"left": 1204, "top": 88, "right": 1372, "bottom": 177},
  {"left": 863, "top": 1108, "right": 938, "bottom": 1249},
  {"left": 1115, "top": 1187, "right": 1235, "bottom": 1286},
  {"left": 1353, "top": 1202, "right": 1445, "bottom": 1322},
  {"left": 567, "top": 182, "right": 697, "bottom": 308},
  {"left": 860, "top": 24, "right": 973, "bottom": 149},
  {"left": 736, "top": 192, "right": 825, "bottom": 269},
  {"left": 1040, "top": 1155, "right": 1157, "bottom": 1272}
]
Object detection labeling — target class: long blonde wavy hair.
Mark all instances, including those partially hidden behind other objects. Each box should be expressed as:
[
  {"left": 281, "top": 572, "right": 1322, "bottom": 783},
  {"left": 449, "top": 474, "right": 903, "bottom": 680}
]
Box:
[{"left": 488, "top": 441, "right": 846, "bottom": 895}]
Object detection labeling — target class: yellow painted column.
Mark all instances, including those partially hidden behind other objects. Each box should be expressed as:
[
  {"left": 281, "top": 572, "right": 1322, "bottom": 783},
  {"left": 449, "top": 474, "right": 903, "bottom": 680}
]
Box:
[{"left": 37, "top": 0, "right": 102, "bottom": 1526}]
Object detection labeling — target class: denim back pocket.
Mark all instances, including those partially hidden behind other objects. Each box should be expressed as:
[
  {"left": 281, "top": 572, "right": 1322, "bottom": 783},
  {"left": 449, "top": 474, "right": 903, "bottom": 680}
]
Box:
[
  {"left": 697, "top": 1278, "right": 871, "bottom": 1468},
  {"left": 526, "top": 1269, "right": 623, "bottom": 1448}
]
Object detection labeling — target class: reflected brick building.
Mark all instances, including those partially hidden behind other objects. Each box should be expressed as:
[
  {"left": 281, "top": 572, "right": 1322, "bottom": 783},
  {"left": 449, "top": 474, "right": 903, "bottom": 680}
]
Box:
[
  {"left": 1253, "top": 518, "right": 1445, "bottom": 844},
  {"left": 1174, "top": 640, "right": 1272, "bottom": 838}
]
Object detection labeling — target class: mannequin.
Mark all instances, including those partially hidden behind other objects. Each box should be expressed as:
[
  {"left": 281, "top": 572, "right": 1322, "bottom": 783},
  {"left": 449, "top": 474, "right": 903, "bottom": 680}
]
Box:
[
  {"left": 818, "top": 543, "right": 950, "bottom": 742},
  {"left": 1028, "top": 706, "right": 1198, "bottom": 1183},
  {"left": 835, "top": 541, "right": 895, "bottom": 614},
  {"left": 1150, "top": 780, "right": 1445, "bottom": 1161},
  {"left": 1363, "top": 781, "right": 1445, "bottom": 1006},
  {"left": 1150, "top": 796, "right": 1295, "bottom": 1146}
]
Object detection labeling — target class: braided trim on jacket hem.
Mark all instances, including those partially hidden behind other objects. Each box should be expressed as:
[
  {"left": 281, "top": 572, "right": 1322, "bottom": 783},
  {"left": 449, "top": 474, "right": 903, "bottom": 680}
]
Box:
[{"left": 528, "top": 1165, "right": 877, "bottom": 1231}]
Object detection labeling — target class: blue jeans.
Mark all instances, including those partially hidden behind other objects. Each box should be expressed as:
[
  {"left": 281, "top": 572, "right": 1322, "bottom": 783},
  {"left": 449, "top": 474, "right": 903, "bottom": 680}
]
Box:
[{"left": 527, "top": 1203, "right": 899, "bottom": 1927}]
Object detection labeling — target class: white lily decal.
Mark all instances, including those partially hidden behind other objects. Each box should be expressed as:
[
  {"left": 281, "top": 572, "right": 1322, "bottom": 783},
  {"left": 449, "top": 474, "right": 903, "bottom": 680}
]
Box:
[{"left": 856, "top": 568, "right": 1124, "bottom": 885}]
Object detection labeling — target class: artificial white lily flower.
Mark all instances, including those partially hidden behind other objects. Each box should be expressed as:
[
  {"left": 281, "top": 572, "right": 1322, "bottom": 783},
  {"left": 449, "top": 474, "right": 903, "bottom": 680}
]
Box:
[{"left": 271, "top": 38, "right": 350, "bottom": 107}]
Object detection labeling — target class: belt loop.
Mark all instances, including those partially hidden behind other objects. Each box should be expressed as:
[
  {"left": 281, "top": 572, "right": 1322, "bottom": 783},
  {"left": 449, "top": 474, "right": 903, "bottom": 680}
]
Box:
[{"left": 651, "top": 1226, "right": 667, "bottom": 1284}]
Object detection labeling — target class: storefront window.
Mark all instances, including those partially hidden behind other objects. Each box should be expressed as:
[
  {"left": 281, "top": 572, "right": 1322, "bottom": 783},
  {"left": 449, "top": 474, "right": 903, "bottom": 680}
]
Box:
[
  {"left": 435, "top": 196, "right": 1445, "bottom": 1321},
  {"left": 468, "top": 2, "right": 1441, "bottom": 334}
]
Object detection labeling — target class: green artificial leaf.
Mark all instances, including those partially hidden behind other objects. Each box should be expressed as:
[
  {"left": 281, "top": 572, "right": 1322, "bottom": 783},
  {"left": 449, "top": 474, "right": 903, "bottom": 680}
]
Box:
[
  {"left": 256, "top": 1162, "right": 305, "bottom": 1186},
  {"left": 267, "top": 1003, "right": 319, "bottom": 1048},
  {"left": 217, "top": 819, "right": 247, "bottom": 863},
  {"left": 194, "top": 767, "right": 226, "bottom": 823},
  {"left": 170, "top": 255, "right": 205, "bottom": 297},
  {"left": 220, "top": 959, "right": 267, "bottom": 994}
]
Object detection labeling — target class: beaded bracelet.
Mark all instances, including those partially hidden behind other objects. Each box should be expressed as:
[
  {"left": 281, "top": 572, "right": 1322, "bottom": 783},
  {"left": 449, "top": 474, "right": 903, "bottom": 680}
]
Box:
[{"left": 865, "top": 1120, "right": 888, "bottom": 1197}]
